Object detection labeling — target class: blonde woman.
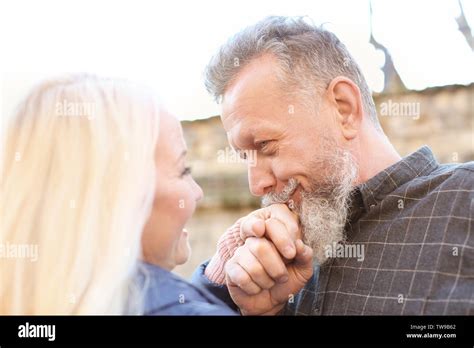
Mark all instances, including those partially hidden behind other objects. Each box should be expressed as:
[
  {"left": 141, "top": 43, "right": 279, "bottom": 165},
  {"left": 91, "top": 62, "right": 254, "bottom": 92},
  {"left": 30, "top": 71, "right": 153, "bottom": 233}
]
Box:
[{"left": 0, "top": 75, "right": 235, "bottom": 315}]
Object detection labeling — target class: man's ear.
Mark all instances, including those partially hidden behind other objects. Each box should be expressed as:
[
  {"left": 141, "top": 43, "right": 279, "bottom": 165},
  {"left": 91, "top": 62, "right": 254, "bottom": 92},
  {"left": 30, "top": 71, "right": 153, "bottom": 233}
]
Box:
[{"left": 326, "top": 76, "right": 363, "bottom": 140}]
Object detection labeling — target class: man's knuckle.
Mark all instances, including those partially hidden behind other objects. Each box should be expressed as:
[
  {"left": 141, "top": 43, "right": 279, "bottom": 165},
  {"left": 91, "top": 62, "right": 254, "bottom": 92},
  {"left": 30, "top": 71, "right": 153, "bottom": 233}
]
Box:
[
  {"left": 274, "top": 265, "right": 287, "bottom": 278},
  {"left": 247, "top": 262, "right": 262, "bottom": 276}
]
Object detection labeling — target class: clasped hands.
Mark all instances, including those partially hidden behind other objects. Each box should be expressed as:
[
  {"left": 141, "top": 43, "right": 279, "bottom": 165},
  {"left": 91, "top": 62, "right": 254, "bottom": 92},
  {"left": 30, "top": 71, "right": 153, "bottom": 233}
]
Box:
[{"left": 221, "top": 204, "right": 314, "bottom": 315}]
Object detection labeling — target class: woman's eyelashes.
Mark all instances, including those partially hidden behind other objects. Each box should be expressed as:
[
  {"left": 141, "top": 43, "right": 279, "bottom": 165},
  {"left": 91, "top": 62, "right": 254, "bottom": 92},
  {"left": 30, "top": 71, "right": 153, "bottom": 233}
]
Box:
[{"left": 180, "top": 166, "right": 192, "bottom": 177}]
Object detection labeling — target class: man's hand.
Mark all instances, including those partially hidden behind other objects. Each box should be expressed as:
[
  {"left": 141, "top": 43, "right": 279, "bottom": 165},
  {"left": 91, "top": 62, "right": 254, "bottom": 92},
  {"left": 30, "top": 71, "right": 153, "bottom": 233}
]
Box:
[
  {"left": 226, "top": 238, "right": 313, "bottom": 315},
  {"left": 239, "top": 203, "right": 301, "bottom": 260},
  {"left": 224, "top": 203, "right": 313, "bottom": 315},
  {"left": 205, "top": 203, "right": 313, "bottom": 315},
  {"left": 205, "top": 204, "right": 301, "bottom": 284}
]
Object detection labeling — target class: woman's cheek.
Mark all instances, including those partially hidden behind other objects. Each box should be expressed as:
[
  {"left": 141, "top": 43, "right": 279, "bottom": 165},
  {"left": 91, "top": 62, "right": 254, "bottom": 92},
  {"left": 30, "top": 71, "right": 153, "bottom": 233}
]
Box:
[
  {"left": 178, "top": 185, "right": 197, "bottom": 221},
  {"left": 173, "top": 183, "right": 197, "bottom": 265}
]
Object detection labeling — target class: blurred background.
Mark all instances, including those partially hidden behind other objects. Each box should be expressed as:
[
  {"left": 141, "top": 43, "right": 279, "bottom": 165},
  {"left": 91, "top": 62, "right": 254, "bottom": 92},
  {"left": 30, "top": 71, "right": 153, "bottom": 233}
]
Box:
[{"left": 1, "top": 0, "right": 473, "bottom": 278}]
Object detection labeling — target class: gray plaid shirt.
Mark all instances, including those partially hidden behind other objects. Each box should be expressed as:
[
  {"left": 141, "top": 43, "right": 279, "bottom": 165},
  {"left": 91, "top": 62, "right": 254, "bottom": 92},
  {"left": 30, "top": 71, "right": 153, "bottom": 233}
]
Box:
[{"left": 284, "top": 146, "right": 474, "bottom": 315}]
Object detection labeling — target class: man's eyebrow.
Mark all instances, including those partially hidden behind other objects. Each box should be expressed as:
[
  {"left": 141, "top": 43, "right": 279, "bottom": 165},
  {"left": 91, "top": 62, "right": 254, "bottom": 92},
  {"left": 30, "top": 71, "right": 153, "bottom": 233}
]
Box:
[
  {"left": 227, "top": 119, "right": 282, "bottom": 152},
  {"left": 236, "top": 125, "right": 275, "bottom": 145}
]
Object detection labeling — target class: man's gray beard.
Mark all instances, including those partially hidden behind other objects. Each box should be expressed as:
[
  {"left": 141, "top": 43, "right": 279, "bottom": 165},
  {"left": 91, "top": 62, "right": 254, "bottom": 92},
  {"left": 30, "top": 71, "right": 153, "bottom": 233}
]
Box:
[{"left": 262, "top": 147, "right": 358, "bottom": 265}]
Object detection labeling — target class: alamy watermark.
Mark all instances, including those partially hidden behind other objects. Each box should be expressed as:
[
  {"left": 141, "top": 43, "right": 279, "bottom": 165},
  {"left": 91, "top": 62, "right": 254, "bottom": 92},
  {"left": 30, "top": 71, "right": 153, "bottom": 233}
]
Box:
[
  {"left": 217, "top": 146, "right": 257, "bottom": 167},
  {"left": 324, "top": 242, "right": 365, "bottom": 262},
  {"left": 379, "top": 99, "right": 420, "bottom": 120},
  {"left": 0, "top": 242, "right": 38, "bottom": 262},
  {"left": 18, "top": 322, "right": 55, "bottom": 341},
  {"left": 55, "top": 99, "right": 96, "bottom": 119}
]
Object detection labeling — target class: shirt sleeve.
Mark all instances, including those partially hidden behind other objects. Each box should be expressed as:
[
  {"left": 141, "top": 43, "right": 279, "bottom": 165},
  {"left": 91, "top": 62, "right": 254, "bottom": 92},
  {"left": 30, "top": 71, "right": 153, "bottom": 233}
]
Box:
[
  {"left": 146, "top": 300, "right": 238, "bottom": 315},
  {"left": 191, "top": 260, "right": 239, "bottom": 313}
]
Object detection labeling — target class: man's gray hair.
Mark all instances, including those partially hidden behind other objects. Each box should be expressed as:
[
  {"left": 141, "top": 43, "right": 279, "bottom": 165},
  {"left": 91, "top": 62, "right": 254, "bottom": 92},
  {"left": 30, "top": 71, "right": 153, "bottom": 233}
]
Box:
[{"left": 204, "top": 16, "right": 380, "bottom": 128}]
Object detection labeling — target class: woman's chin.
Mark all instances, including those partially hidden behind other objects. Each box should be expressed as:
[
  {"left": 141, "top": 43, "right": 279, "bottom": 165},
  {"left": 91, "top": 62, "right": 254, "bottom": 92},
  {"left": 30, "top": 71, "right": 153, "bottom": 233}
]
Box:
[{"left": 175, "top": 229, "right": 192, "bottom": 265}]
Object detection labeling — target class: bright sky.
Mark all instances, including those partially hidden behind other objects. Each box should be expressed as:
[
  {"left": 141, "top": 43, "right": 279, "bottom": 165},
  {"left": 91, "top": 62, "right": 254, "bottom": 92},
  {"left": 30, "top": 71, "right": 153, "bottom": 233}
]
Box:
[{"left": 1, "top": 0, "right": 473, "bottom": 121}]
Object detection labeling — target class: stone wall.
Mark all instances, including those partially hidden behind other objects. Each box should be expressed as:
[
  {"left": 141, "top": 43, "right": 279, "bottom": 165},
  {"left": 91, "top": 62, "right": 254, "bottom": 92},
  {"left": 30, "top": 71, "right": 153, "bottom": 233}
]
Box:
[{"left": 376, "top": 84, "right": 473, "bottom": 163}]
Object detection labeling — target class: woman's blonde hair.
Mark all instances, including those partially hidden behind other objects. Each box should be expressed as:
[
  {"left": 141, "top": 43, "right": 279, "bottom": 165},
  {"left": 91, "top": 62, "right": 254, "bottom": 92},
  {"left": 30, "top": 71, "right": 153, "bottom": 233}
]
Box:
[{"left": 0, "top": 74, "right": 160, "bottom": 314}]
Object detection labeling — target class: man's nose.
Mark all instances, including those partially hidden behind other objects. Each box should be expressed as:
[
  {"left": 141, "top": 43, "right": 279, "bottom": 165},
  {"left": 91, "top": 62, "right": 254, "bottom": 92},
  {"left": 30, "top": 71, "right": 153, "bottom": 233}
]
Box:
[{"left": 248, "top": 162, "right": 276, "bottom": 197}]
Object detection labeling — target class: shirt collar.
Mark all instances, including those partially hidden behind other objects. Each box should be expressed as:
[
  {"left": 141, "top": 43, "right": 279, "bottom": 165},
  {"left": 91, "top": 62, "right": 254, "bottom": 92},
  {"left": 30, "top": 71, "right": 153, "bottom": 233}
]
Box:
[{"left": 348, "top": 146, "right": 439, "bottom": 221}]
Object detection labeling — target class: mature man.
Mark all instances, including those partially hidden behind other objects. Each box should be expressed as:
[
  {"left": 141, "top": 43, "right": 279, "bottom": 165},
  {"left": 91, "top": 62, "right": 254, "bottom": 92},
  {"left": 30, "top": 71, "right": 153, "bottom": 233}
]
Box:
[{"left": 192, "top": 16, "right": 474, "bottom": 315}]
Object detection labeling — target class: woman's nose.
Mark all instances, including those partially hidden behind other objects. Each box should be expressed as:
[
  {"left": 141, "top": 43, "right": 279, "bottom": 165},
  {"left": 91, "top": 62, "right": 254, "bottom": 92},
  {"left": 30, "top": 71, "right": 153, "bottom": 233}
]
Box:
[{"left": 193, "top": 179, "right": 204, "bottom": 202}]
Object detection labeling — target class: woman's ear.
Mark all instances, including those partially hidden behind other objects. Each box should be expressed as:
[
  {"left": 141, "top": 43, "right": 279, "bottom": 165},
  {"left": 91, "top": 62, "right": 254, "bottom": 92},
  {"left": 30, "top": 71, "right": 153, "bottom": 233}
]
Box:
[{"left": 326, "top": 76, "right": 364, "bottom": 140}]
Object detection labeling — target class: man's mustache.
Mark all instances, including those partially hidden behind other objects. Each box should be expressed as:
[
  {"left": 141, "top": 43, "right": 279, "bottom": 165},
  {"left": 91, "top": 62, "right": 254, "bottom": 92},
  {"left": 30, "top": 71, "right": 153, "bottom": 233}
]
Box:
[{"left": 261, "top": 178, "right": 299, "bottom": 207}]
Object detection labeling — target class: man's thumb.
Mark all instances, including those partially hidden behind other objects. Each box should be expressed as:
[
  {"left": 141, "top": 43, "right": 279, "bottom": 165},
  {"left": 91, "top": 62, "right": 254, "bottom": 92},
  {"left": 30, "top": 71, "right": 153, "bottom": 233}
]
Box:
[{"left": 293, "top": 239, "right": 314, "bottom": 281}]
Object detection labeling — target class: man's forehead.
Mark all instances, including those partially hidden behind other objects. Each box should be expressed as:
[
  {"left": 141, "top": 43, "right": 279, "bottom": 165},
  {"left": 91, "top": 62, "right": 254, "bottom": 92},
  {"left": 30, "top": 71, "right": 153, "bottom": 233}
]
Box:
[
  {"left": 221, "top": 90, "right": 286, "bottom": 133},
  {"left": 221, "top": 88, "right": 260, "bottom": 131},
  {"left": 221, "top": 109, "right": 245, "bottom": 133},
  {"left": 220, "top": 55, "right": 283, "bottom": 130},
  {"left": 220, "top": 110, "right": 236, "bottom": 132},
  {"left": 223, "top": 115, "right": 248, "bottom": 145}
]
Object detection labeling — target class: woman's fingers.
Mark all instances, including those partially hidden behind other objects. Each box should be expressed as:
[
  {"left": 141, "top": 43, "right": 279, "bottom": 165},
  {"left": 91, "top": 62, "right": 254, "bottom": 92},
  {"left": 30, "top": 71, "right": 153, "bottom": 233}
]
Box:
[{"left": 240, "top": 215, "right": 266, "bottom": 239}]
